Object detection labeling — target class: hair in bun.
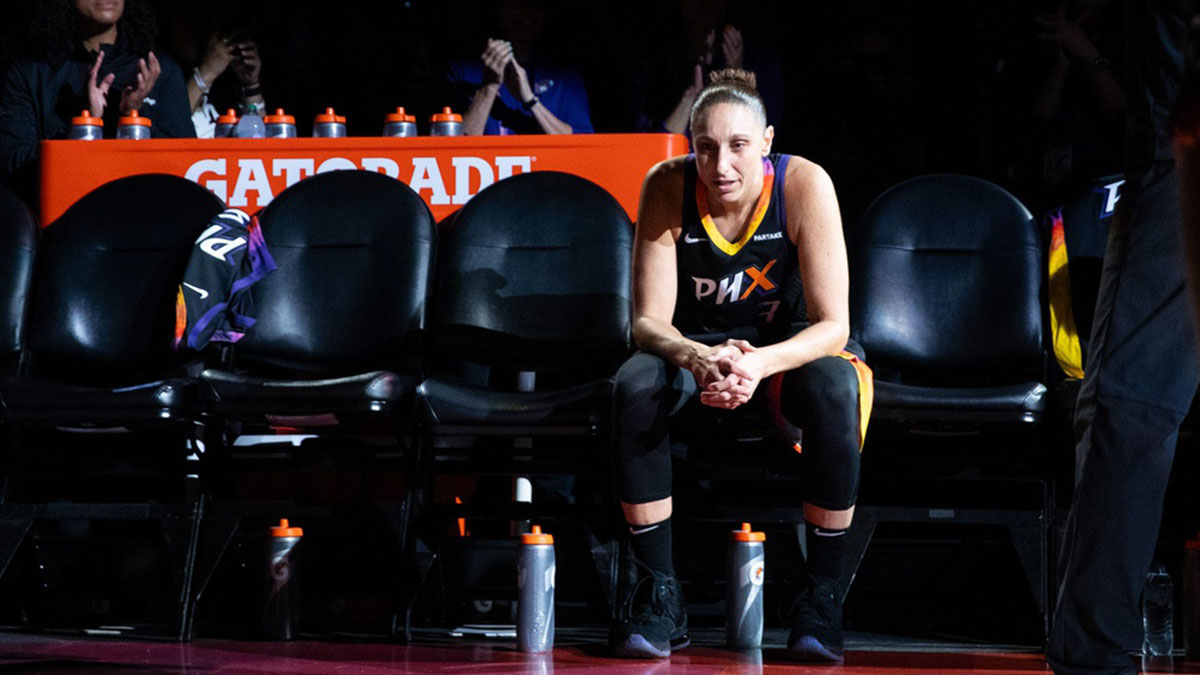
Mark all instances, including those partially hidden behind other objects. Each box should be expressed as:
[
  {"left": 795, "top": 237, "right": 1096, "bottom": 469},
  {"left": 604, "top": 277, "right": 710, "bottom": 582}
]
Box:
[{"left": 691, "top": 68, "right": 767, "bottom": 129}]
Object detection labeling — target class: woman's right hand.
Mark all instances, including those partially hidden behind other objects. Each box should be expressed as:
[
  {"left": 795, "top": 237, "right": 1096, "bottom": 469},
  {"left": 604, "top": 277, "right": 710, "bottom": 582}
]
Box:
[
  {"left": 87, "top": 50, "right": 116, "bottom": 117},
  {"left": 686, "top": 338, "right": 755, "bottom": 389},
  {"left": 481, "top": 38, "right": 513, "bottom": 85},
  {"left": 198, "top": 34, "right": 236, "bottom": 88}
]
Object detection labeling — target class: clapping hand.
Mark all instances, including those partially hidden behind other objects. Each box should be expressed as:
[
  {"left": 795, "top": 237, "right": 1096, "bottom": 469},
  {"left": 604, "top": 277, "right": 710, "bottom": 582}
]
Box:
[
  {"left": 1036, "top": 4, "right": 1101, "bottom": 65},
  {"left": 119, "top": 51, "right": 161, "bottom": 114},
  {"left": 87, "top": 50, "right": 116, "bottom": 117},
  {"left": 721, "top": 25, "right": 743, "bottom": 70},
  {"left": 229, "top": 40, "right": 262, "bottom": 87},
  {"left": 481, "top": 38, "right": 513, "bottom": 85}
]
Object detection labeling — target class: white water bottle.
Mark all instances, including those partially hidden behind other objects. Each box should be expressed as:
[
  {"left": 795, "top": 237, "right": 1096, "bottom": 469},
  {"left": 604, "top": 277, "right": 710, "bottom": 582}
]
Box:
[{"left": 1143, "top": 562, "right": 1175, "bottom": 656}]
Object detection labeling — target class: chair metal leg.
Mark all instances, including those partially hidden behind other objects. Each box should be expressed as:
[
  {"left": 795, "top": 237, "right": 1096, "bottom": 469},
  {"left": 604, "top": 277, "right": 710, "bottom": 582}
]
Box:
[
  {"left": 0, "top": 516, "right": 33, "bottom": 580},
  {"left": 1007, "top": 521, "right": 1049, "bottom": 641},
  {"left": 185, "top": 510, "right": 242, "bottom": 639},
  {"left": 839, "top": 518, "right": 877, "bottom": 605}
]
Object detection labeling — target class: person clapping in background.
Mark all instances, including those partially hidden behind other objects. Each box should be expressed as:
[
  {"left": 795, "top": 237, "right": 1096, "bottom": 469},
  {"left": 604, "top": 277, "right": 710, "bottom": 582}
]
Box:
[
  {"left": 0, "top": 0, "right": 193, "bottom": 201},
  {"left": 446, "top": 0, "right": 592, "bottom": 135},
  {"left": 185, "top": 34, "right": 265, "bottom": 138}
]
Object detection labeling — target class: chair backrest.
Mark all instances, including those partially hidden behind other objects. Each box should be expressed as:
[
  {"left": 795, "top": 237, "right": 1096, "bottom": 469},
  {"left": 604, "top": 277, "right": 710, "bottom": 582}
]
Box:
[
  {"left": 234, "top": 170, "right": 436, "bottom": 377},
  {"left": 0, "top": 186, "right": 37, "bottom": 376},
  {"left": 433, "top": 171, "right": 632, "bottom": 372},
  {"left": 26, "top": 174, "right": 225, "bottom": 385},
  {"left": 850, "top": 174, "right": 1043, "bottom": 386}
]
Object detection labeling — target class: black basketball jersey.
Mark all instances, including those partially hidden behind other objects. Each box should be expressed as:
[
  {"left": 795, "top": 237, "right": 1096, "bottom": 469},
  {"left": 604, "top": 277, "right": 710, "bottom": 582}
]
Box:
[{"left": 673, "top": 153, "right": 806, "bottom": 345}]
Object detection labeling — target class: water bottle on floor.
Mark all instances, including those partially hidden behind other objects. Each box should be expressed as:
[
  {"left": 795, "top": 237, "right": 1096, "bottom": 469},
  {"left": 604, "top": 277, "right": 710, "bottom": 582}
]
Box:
[{"left": 1143, "top": 562, "right": 1174, "bottom": 656}]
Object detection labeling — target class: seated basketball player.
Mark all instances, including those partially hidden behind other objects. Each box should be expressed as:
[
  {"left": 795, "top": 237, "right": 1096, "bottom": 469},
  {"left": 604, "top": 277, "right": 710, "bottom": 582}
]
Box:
[{"left": 610, "top": 68, "right": 871, "bottom": 663}]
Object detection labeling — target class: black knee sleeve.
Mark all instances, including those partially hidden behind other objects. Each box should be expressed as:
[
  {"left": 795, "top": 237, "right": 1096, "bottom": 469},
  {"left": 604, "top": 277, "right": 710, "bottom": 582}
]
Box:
[
  {"left": 779, "top": 355, "right": 863, "bottom": 510},
  {"left": 611, "top": 352, "right": 697, "bottom": 504}
]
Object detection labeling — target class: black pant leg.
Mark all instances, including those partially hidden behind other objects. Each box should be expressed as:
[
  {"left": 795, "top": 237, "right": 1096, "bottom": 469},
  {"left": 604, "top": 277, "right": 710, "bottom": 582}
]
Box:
[
  {"left": 612, "top": 352, "right": 698, "bottom": 504},
  {"left": 1048, "top": 163, "right": 1200, "bottom": 674},
  {"left": 776, "top": 354, "right": 865, "bottom": 511}
]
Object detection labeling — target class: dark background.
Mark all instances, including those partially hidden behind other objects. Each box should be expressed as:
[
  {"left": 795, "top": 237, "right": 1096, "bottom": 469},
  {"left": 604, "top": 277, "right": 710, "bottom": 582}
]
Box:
[{"left": 0, "top": 0, "right": 1128, "bottom": 223}]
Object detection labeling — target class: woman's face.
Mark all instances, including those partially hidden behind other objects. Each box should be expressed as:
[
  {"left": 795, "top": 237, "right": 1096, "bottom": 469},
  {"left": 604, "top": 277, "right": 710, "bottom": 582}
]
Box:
[
  {"left": 691, "top": 102, "right": 773, "bottom": 205},
  {"left": 74, "top": 0, "right": 124, "bottom": 28}
]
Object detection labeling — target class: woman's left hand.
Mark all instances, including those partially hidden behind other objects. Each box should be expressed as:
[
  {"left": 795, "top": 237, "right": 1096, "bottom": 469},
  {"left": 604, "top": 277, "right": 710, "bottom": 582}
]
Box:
[
  {"left": 120, "top": 51, "right": 160, "bottom": 114},
  {"left": 721, "top": 25, "right": 744, "bottom": 70},
  {"left": 503, "top": 54, "right": 534, "bottom": 103},
  {"left": 701, "top": 350, "right": 765, "bottom": 409}
]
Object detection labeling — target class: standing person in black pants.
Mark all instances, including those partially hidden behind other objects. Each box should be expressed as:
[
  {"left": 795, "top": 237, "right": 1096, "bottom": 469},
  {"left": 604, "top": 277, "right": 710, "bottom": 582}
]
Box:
[
  {"left": 1048, "top": 2, "right": 1200, "bottom": 673},
  {"left": 610, "top": 68, "right": 871, "bottom": 663}
]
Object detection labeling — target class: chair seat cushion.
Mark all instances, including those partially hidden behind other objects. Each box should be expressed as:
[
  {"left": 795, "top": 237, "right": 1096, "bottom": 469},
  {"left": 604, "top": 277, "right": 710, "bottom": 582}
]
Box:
[
  {"left": 417, "top": 375, "right": 612, "bottom": 429},
  {"left": 201, "top": 369, "right": 413, "bottom": 416},
  {"left": 0, "top": 377, "right": 198, "bottom": 422},
  {"left": 873, "top": 380, "right": 1047, "bottom": 422}
]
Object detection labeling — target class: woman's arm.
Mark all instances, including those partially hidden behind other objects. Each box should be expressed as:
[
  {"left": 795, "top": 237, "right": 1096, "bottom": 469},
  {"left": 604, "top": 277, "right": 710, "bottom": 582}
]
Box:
[
  {"left": 633, "top": 158, "right": 754, "bottom": 387},
  {"left": 0, "top": 62, "right": 43, "bottom": 180},
  {"left": 719, "top": 158, "right": 850, "bottom": 396},
  {"left": 504, "top": 58, "right": 573, "bottom": 135}
]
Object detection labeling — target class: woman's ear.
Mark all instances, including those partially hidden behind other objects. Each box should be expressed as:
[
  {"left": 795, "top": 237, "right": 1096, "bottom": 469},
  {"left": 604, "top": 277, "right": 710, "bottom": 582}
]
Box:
[{"left": 762, "top": 124, "right": 775, "bottom": 156}]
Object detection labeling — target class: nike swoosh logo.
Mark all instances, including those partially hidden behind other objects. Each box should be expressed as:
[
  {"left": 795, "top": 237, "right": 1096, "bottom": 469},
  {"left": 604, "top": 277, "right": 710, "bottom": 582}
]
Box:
[
  {"left": 629, "top": 524, "right": 660, "bottom": 536},
  {"left": 683, "top": 234, "right": 704, "bottom": 244},
  {"left": 183, "top": 282, "right": 209, "bottom": 300}
]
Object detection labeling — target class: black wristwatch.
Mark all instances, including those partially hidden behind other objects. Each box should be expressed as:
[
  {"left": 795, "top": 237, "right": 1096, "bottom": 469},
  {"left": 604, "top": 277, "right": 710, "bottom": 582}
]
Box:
[{"left": 522, "top": 95, "right": 540, "bottom": 111}]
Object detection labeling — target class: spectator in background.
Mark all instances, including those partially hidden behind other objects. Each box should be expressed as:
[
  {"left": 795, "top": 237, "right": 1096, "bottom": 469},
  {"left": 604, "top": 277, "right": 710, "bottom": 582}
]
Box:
[
  {"left": 159, "top": 3, "right": 267, "bottom": 138},
  {"left": 0, "top": 0, "right": 194, "bottom": 201},
  {"left": 816, "top": 21, "right": 926, "bottom": 233},
  {"left": 624, "top": 0, "right": 784, "bottom": 135},
  {"left": 1019, "top": 1, "right": 1123, "bottom": 214},
  {"left": 446, "top": 0, "right": 592, "bottom": 135},
  {"left": 188, "top": 39, "right": 263, "bottom": 138}
]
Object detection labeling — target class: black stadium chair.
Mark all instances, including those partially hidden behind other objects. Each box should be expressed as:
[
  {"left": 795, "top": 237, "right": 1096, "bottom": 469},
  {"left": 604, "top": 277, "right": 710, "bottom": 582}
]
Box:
[
  {"left": 0, "top": 185, "right": 36, "bottom": 378},
  {"left": 410, "top": 171, "right": 632, "bottom": 632},
  {"left": 848, "top": 174, "right": 1052, "bottom": 638},
  {"left": 0, "top": 174, "right": 226, "bottom": 639},
  {"left": 191, "top": 170, "right": 436, "bottom": 638}
]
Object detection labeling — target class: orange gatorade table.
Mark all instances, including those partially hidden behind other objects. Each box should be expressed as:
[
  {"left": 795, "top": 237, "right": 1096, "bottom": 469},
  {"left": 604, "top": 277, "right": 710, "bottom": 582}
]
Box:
[{"left": 38, "top": 133, "right": 689, "bottom": 226}]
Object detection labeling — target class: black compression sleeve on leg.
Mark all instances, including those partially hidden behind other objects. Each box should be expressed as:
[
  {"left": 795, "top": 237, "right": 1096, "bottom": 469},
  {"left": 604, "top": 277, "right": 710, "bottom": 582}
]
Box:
[
  {"left": 612, "top": 352, "right": 698, "bottom": 504},
  {"left": 778, "top": 355, "right": 863, "bottom": 511}
]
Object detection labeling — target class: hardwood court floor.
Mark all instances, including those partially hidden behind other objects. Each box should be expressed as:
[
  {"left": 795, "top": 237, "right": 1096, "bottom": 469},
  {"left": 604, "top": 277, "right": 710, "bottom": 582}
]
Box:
[{"left": 0, "top": 627, "right": 1195, "bottom": 674}]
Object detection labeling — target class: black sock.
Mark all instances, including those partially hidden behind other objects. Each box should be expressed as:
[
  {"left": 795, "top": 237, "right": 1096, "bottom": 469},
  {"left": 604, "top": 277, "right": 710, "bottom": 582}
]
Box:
[
  {"left": 629, "top": 517, "right": 673, "bottom": 576},
  {"left": 805, "top": 520, "right": 847, "bottom": 581}
]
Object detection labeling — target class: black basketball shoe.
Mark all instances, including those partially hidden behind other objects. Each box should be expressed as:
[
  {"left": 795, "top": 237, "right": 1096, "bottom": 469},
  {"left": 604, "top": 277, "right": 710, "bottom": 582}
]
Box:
[
  {"left": 611, "top": 566, "right": 690, "bottom": 659},
  {"left": 786, "top": 574, "right": 844, "bottom": 663}
]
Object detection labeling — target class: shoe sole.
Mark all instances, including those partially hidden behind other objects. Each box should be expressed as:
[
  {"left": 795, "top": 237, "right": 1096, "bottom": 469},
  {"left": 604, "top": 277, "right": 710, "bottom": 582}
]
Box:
[
  {"left": 787, "top": 635, "right": 844, "bottom": 663},
  {"left": 614, "top": 633, "right": 691, "bottom": 659}
]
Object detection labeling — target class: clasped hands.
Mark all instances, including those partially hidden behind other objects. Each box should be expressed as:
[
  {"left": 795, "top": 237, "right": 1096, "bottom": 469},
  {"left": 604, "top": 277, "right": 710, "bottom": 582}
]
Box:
[
  {"left": 689, "top": 339, "right": 765, "bottom": 410},
  {"left": 480, "top": 37, "right": 533, "bottom": 102}
]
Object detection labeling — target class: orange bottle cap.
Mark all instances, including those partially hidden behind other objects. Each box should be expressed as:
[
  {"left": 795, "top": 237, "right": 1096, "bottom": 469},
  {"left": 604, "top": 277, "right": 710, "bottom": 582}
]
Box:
[
  {"left": 385, "top": 106, "right": 416, "bottom": 123},
  {"left": 71, "top": 110, "right": 102, "bottom": 126},
  {"left": 270, "top": 518, "right": 303, "bottom": 537},
  {"left": 730, "top": 522, "right": 765, "bottom": 542},
  {"left": 119, "top": 110, "right": 152, "bottom": 126},
  {"left": 431, "top": 106, "right": 462, "bottom": 123},
  {"left": 264, "top": 108, "right": 295, "bottom": 124},
  {"left": 314, "top": 107, "right": 343, "bottom": 123},
  {"left": 217, "top": 108, "right": 238, "bottom": 124},
  {"left": 521, "top": 524, "right": 553, "bottom": 545}
]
